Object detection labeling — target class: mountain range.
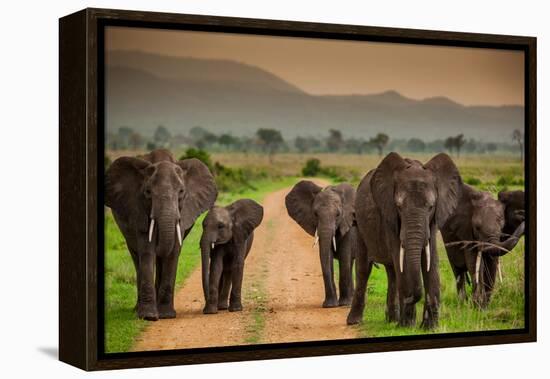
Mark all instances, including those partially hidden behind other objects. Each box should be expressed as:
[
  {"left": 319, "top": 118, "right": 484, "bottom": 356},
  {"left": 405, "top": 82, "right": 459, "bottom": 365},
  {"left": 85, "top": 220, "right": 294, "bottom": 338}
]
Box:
[{"left": 105, "top": 50, "right": 523, "bottom": 142}]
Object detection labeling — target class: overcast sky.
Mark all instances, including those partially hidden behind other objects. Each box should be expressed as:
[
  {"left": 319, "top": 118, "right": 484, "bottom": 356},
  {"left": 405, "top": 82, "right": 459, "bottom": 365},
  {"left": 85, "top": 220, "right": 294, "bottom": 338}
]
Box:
[{"left": 106, "top": 26, "right": 524, "bottom": 106}]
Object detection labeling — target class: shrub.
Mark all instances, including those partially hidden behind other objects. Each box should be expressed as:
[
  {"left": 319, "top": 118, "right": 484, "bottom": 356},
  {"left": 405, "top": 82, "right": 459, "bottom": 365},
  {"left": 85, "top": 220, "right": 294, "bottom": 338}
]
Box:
[
  {"left": 104, "top": 155, "right": 111, "bottom": 171},
  {"left": 302, "top": 158, "right": 321, "bottom": 176},
  {"left": 179, "top": 148, "right": 213, "bottom": 173},
  {"left": 465, "top": 177, "right": 481, "bottom": 186}
]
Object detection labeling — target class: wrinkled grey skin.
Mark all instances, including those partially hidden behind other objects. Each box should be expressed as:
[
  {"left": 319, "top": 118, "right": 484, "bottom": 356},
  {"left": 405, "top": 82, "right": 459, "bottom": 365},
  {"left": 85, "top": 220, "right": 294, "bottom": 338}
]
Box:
[
  {"left": 441, "top": 186, "right": 525, "bottom": 307},
  {"left": 200, "top": 199, "right": 263, "bottom": 314},
  {"left": 105, "top": 149, "right": 217, "bottom": 320},
  {"left": 285, "top": 181, "right": 356, "bottom": 308},
  {"left": 347, "top": 153, "right": 461, "bottom": 329}
]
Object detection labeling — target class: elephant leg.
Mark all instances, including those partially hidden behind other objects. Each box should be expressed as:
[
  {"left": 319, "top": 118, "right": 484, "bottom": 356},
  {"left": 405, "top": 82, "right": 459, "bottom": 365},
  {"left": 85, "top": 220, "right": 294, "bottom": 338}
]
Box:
[
  {"left": 465, "top": 251, "right": 485, "bottom": 308},
  {"left": 156, "top": 250, "right": 180, "bottom": 319},
  {"left": 218, "top": 255, "right": 233, "bottom": 310},
  {"left": 137, "top": 252, "right": 159, "bottom": 321},
  {"left": 129, "top": 248, "right": 140, "bottom": 312},
  {"left": 338, "top": 254, "right": 353, "bottom": 306},
  {"left": 320, "top": 246, "right": 338, "bottom": 308},
  {"left": 204, "top": 251, "right": 224, "bottom": 314},
  {"left": 453, "top": 268, "right": 468, "bottom": 302},
  {"left": 385, "top": 265, "right": 399, "bottom": 322},
  {"left": 397, "top": 270, "right": 421, "bottom": 327},
  {"left": 420, "top": 237, "right": 440, "bottom": 329},
  {"left": 347, "top": 239, "right": 373, "bottom": 325},
  {"left": 229, "top": 256, "right": 245, "bottom": 312}
]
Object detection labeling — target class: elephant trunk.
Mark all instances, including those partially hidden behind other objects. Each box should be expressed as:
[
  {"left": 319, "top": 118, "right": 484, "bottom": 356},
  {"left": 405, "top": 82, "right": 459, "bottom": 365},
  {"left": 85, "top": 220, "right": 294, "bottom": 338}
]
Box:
[
  {"left": 199, "top": 234, "right": 211, "bottom": 303},
  {"left": 155, "top": 206, "right": 177, "bottom": 257},
  {"left": 486, "top": 221, "right": 525, "bottom": 257},
  {"left": 401, "top": 216, "right": 427, "bottom": 298}
]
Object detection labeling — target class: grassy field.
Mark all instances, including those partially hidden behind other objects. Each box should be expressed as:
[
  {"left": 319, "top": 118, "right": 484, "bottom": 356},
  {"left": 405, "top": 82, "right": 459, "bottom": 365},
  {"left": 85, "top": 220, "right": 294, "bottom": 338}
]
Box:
[
  {"left": 104, "top": 151, "right": 525, "bottom": 350},
  {"left": 104, "top": 176, "right": 299, "bottom": 353}
]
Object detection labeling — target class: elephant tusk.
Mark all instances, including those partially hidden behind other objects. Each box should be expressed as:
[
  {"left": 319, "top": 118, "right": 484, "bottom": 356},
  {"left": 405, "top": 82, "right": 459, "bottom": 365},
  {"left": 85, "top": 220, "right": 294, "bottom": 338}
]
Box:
[
  {"left": 313, "top": 229, "right": 319, "bottom": 248},
  {"left": 399, "top": 245, "right": 405, "bottom": 273},
  {"left": 475, "top": 250, "right": 482, "bottom": 284},
  {"left": 332, "top": 236, "right": 337, "bottom": 252},
  {"left": 148, "top": 219, "right": 155, "bottom": 243},
  {"left": 176, "top": 223, "right": 182, "bottom": 246},
  {"left": 497, "top": 259, "right": 503, "bottom": 283},
  {"left": 211, "top": 242, "right": 215, "bottom": 250},
  {"left": 425, "top": 241, "right": 431, "bottom": 272}
]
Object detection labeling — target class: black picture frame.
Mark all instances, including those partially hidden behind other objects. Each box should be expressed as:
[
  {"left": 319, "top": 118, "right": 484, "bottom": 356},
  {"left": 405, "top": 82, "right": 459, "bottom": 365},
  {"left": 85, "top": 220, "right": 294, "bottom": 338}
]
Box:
[{"left": 59, "top": 7, "right": 537, "bottom": 371}]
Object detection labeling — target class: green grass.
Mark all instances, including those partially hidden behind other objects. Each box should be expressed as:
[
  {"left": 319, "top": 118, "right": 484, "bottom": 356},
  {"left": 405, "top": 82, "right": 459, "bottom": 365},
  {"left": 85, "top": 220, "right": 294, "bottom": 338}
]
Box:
[
  {"left": 357, "top": 234, "right": 525, "bottom": 336},
  {"left": 104, "top": 176, "right": 299, "bottom": 353}
]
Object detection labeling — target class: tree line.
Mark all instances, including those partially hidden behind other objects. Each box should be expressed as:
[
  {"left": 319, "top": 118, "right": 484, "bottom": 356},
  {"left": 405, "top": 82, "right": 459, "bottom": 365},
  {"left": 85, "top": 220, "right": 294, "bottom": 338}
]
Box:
[{"left": 106, "top": 125, "right": 524, "bottom": 158}]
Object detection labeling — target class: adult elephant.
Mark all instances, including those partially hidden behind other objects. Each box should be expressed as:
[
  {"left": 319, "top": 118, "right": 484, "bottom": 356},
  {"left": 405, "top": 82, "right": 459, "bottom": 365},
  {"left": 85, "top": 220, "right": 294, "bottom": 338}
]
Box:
[
  {"left": 199, "top": 199, "right": 264, "bottom": 314},
  {"left": 285, "top": 181, "right": 356, "bottom": 308},
  {"left": 441, "top": 187, "right": 524, "bottom": 307},
  {"left": 347, "top": 153, "right": 461, "bottom": 329},
  {"left": 105, "top": 149, "right": 217, "bottom": 320}
]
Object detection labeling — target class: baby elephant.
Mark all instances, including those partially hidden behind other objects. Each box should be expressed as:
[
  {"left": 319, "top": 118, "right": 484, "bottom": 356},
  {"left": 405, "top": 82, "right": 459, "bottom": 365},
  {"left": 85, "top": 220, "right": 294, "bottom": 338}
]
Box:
[{"left": 200, "top": 199, "right": 264, "bottom": 314}]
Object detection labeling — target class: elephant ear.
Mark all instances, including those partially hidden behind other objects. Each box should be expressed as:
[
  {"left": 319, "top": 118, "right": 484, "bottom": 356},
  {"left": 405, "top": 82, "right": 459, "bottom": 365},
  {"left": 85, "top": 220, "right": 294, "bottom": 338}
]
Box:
[
  {"left": 285, "top": 180, "right": 322, "bottom": 236},
  {"left": 371, "top": 152, "right": 406, "bottom": 229},
  {"left": 105, "top": 157, "right": 151, "bottom": 221},
  {"left": 228, "top": 199, "right": 264, "bottom": 244},
  {"left": 425, "top": 153, "right": 462, "bottom": 228},
  {"left": 177, "top": 158, "right": 218, "bottom": 231},
  {"left": 332, "top": 183, "right": 356, "bottom": 236}
]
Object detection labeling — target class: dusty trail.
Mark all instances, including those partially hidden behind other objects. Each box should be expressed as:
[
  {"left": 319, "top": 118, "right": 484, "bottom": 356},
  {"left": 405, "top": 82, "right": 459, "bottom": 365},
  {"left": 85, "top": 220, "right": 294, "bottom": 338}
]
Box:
[{"left": 132, "top": 179, "right": 358, "bottom": 351}]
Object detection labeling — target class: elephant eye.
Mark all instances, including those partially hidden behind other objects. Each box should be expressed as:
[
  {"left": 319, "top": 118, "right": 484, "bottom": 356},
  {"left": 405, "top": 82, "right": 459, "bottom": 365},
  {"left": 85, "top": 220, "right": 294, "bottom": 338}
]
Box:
[
  {"left": 178, "top": 189, "right": 184, "bottom": 198},
  {"left": 144, "top": 188, "right": 152, "bottom": 198},
  {"left": 217, "top": 222, "right": 224, "bottom": 229}
]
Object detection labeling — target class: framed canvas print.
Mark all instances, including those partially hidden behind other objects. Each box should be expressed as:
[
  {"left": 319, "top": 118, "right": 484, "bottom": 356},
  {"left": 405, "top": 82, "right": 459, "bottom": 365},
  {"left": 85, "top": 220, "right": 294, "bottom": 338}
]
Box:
[{"left": 59, "top": 8, "right": 537, "bottom": 371}]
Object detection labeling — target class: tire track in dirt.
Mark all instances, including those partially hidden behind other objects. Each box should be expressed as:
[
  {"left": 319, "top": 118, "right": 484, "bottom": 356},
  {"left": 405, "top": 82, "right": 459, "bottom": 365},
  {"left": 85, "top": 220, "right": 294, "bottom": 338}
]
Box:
[{"left": 132, "top": 179, "right": 358, "bottom": 351}]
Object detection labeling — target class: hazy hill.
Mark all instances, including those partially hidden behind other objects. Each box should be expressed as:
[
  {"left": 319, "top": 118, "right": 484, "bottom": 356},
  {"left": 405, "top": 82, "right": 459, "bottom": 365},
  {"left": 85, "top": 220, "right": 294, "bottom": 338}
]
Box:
[{"left": 106, "top": 51, "right": 523, "bottom": 142}]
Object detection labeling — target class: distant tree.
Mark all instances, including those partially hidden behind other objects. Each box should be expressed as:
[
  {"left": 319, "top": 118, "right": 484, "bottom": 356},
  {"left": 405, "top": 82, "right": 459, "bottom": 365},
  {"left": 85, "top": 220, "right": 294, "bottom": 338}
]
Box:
[
  {"left": 129, "top": 132, "right": 143, "bottom": 150},
  {"left": 146, "top": 141, "right": 156, "bottom": 151},
  {"left": 218, "top": 134, "right": 240, "bottom": 150},
  {"left": 327, "top": 129, "right": 344, "bottom": 152},
  {"left": 407, "top": 138, "right": 426, "bottom": 152},
  {"left": 512, "top": 129, "right": 524, "bottom": 162},
  {"left": 444, "top": 137, "right": 455, "bottom": 155},
  {"left": 189, "top": 126, "right": 209, "bottom": 141},
  {"left": 464, "top": 138, "right": 478, "bottom": 153},
  {"left": 295, "top": 136, "right": 321, "bottom": 153},
  {"left": 369, "top": 133, "right": 389, "bottom": 157},
  {"left": 256, "top": 128, "right": 284, "bottom": 163},
  {"left": 154, "top": 125, "right": 171, "bottom": 147},
  {"left": 486, "top": 143, "right": 498, "bottom": 153},
  {"left": 454, "top": 134, "right": 465, "bottom": 157}
]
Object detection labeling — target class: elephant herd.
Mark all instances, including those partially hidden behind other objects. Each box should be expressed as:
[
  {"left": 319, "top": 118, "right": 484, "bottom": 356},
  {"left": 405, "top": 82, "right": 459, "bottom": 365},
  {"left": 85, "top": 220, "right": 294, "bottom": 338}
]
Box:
[{"left": 105, "top": 149, "right": 525, "bottom": 331}]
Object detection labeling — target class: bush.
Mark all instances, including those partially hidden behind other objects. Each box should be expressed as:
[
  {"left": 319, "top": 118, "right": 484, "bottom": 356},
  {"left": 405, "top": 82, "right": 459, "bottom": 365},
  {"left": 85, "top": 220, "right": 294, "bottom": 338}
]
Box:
[
  {"left": 465, "top": 177, "right": 481, "bottom": 186},
  {"left": 496, "top": 175, "right": 524, "bottom": 186},
  {"left": 213, "top": 162, "right": 256, "bottom": 193},
  {"left": 104, "top": 155, "right": 111, "bottom": 171},
  {"left": 179, "top": 148, "right": 213, "bottom": 173},
  {"left": 302, "top": 158, "right": 322, "bottom": 176}
]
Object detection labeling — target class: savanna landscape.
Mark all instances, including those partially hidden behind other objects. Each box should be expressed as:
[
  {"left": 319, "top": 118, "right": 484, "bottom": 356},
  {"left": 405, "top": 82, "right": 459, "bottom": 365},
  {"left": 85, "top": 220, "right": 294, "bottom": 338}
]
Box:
[
  {"left": 104, "top": 147, "right": 525, "bottom": 352},
  {"left": 103, "top": 27, "right": 526, "bottom": 353}
]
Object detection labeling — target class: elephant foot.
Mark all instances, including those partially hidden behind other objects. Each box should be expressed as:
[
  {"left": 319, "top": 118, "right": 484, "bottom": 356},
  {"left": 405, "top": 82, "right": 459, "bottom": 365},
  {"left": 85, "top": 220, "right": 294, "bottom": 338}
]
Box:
[
  {"left": 322, "top": 298, "right": 338, "bottom": 308},
  {"left": 203, "top": 304, "right": 218, "bottom": 314},
  {"left": 346, "top": 310, "right": 363, "bottom": 325},
  {"left": 137, "top": 303, "right": 159, "bottom": 321},
  {"left": 338, "top": 297, "right": 352, "bottom": 307},
  {"left": 420, "top": 309, "right": 438, "bottom": 330},
  {"left": 385, "top": 308, "right": 399, "bottom": 323},
  {"left": 228, "top": 302, "right": 243, "bottom": 312},
  {"left": 218, "top": 302, "right": 229, "bottom": 310},
  {"left": 157, "top": 304, "right": 176, "bottom": 319}
]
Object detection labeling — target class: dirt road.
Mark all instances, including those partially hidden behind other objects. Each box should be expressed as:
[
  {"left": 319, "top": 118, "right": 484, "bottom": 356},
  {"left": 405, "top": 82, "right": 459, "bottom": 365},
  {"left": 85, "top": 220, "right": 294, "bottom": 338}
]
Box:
[{"left": 132, "top": 180, "right": 359, "bottom": 351}]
